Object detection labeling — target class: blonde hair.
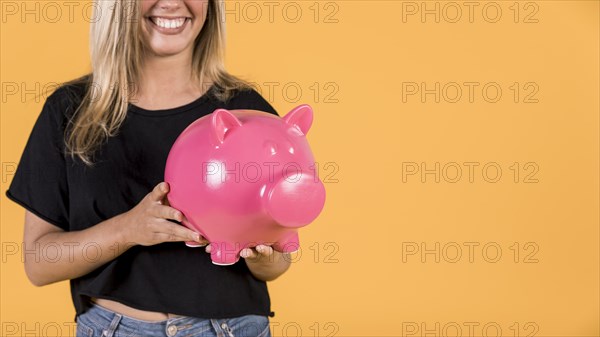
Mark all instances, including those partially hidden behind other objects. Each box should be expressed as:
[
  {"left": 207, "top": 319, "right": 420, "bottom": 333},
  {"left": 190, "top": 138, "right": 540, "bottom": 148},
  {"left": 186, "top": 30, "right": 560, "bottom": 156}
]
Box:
[{"left": 61, "top": 0, "right": 254, "bottom": 166}]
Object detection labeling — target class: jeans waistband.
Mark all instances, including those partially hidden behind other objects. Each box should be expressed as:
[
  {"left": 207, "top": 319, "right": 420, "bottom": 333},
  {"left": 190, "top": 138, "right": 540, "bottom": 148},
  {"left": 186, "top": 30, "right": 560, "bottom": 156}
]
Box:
[{"left": 83, "top": 302, "right": 213, "bottom": 334}]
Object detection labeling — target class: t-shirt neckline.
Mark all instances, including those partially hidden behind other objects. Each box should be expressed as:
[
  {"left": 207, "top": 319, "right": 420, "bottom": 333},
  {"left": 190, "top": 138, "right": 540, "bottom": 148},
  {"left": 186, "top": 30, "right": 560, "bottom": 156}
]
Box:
[{"left": 128, "top": 83, "right": 217, "bottom": 117}]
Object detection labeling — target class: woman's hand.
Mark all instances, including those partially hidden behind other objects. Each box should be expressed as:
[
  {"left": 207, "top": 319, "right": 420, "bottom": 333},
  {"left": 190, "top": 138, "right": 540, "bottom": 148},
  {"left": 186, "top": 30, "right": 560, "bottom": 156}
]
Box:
[
  {"left": 205, "top": 243, "right": 292, "bottom": 281},
  {"left": 120, "top": 182, "right": 208, "bottom": 247},
  {"left": 240, "top": 244, "right": 275, "bottom": 261}
]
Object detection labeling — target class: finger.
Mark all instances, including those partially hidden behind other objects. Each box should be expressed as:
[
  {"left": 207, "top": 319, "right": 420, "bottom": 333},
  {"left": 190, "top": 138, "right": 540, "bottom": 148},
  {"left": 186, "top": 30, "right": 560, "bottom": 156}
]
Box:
[
  {"left": 160, "top": 195, "right": 171, "bottom": 207},
  {"left": 240, "top": 248, "right": 257, "bottom": 259},
  {"left": 181, "top": 216, "right": 193, "bottom": 228},
  {"left": 156, "top": 222, "right": 204, "bottom": 243},
  {"left": 151, "top": 230, "right": 191, "bottom": 243},
  {"left": 153, "top": 204, "right": 183, "bottom": 222},
  {"left": 178, "top": 217, "right": 209, "bottom": 244},
  {"left": 255, "top": 244, "right": 273, "bottom": 256},
  {"left": 149, "top": 182, "right": 169, "bottom": 203},
  {"left": 205, "top": 244, "right": 212, "bottom": 253}
]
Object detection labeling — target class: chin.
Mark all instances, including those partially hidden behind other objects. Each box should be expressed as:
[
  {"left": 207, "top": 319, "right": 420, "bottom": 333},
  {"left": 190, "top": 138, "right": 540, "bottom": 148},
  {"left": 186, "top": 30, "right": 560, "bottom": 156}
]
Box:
[{"left": 148, "top": 45, "right": 189, "bottom": 57}]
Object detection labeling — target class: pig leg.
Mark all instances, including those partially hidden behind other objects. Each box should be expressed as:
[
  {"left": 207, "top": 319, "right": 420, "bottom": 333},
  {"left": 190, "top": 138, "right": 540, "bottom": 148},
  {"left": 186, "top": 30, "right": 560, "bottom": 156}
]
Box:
[
  {"left": 211, "top": 241, "right": 241, "bottom": 266},
  {"left": 272, "top": 231, "right": 300, "bottom": 253}
]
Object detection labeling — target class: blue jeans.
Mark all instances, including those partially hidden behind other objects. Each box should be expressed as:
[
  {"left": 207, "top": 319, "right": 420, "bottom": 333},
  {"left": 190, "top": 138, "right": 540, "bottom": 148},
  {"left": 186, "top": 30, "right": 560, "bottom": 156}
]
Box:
[{"left": 76, "top": 303, "right": 271, "bottom": 337}]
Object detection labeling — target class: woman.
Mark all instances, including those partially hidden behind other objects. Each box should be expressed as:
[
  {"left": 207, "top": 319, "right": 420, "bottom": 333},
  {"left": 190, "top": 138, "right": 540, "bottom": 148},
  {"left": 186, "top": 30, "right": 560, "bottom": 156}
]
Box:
[{"left": 5, "top": 0, "right": 291, "bottom": 336}]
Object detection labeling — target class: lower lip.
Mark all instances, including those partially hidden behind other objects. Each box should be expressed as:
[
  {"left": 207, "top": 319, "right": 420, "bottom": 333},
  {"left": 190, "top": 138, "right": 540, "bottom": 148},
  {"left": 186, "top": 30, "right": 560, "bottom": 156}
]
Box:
[{"left": 148, "top": 18, "right": 190, "bottom": 35}]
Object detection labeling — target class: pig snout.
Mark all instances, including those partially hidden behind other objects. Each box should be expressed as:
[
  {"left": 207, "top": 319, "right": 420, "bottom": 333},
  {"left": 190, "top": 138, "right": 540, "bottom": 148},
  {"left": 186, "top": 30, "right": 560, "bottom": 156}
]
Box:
[{"left": 263, "top": 171, "right": 326, "bottom": 228}]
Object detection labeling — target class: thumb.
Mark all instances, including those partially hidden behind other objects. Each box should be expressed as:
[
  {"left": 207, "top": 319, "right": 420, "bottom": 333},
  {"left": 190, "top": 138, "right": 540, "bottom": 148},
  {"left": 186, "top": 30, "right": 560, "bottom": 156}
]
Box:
[
  {"left": 161, "top": 195, "right": 171, "bottom": 207},
  {"left": 150, "top": 182, "right": 169, "bottom": 203}
]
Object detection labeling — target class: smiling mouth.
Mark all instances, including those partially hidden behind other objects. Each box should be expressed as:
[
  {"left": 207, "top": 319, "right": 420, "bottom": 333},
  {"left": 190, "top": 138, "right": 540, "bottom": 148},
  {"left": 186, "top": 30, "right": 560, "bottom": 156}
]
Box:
[{"left": 148, "top": 16, "right": 191, "bottom": 29}]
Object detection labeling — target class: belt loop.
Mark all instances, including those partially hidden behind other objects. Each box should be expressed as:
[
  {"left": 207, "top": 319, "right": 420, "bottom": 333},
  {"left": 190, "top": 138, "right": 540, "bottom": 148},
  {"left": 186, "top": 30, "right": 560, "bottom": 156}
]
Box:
[
  {"left": 102, "top": 312, "right": 123, "bottom": 337},
  {"left": 210, "top": 319, "right": 222, "bottom": 337}
]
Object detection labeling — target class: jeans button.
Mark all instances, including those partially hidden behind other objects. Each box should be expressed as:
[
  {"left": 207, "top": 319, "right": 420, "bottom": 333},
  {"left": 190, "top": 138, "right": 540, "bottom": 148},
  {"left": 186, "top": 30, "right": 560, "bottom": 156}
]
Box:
[
  {"left": 221, "top": 323, "right": 228, "bottom": 330},
  {"left": 167, "top": 324, "right": 178, "bottom": 337}
]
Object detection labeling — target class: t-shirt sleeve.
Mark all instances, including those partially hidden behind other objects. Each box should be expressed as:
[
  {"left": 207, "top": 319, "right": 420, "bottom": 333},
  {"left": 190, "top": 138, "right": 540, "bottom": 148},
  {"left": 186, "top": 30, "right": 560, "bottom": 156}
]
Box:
[
  {"left": 229, "top": 88, "right": 280, "bottom": 117},
  {"left": 5, "top": 90, "right": 70, "bottom": 231}
]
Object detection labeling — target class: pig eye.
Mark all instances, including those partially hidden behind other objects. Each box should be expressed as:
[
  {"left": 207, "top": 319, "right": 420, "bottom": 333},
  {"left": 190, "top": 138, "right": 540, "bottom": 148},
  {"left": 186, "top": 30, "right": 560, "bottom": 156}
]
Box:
[{"left": 263, "top": 140, "right": 278, "bottom": 155}]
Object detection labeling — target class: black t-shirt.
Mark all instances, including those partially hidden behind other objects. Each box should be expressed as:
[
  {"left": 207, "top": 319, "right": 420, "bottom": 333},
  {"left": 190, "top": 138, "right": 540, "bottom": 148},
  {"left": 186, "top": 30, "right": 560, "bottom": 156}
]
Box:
[{"left": 5, "top": 78, "right": 279, "bottom": 322}]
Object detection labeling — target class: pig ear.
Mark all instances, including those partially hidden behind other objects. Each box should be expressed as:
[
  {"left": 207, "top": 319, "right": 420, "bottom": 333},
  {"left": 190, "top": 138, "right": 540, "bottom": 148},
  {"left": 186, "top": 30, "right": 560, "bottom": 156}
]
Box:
[
  {"left": 283, "top": 104, "right": 313, "bottom": 135},
  {"left": 211, "top": 108, "right": 242, "bottom": 144}
]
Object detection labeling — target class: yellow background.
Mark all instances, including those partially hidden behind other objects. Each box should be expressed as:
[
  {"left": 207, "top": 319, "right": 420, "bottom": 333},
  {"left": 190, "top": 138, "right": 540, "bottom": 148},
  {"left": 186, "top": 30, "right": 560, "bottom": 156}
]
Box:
[{"left": 1, "top": 1, "right": 598, "bottom": 336}]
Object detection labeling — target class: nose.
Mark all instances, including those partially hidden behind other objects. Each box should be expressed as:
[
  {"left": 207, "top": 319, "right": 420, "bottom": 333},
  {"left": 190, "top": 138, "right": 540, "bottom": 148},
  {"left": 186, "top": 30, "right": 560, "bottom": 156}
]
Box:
[
  {"left": 263, "top": 172, "right": 326, "bottom": 228},
  {"left": 157, "top": 0, "right": 181, "bottom": 10}
]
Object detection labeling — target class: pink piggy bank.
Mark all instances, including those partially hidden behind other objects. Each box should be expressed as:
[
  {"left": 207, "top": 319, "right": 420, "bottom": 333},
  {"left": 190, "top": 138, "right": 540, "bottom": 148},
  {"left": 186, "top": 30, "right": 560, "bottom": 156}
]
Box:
[{"left": 164, "top": 104, "right": 326, "bottom": 265}]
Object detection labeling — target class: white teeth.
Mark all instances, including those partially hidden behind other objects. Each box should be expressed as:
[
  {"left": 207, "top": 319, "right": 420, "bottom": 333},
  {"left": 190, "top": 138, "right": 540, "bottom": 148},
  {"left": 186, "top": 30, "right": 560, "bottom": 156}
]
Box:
[{"left": 153, "top": 17, "right": 186, "bottom": 29}]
